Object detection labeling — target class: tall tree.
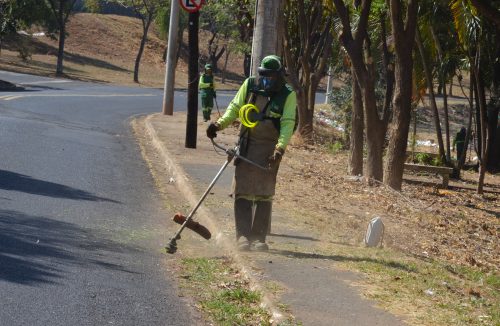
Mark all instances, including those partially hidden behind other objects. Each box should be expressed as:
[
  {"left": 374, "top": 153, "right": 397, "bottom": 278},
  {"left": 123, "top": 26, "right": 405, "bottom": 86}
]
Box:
[
  {"left": 330, "top": 0, "right": 390, "bottom": 181},
  {"left": 382, "top": 0, "right": 418, "bottom": 190},
  {"left": 46, "top": 0, "right": 78, "bottom": 76},
  {"left": 451, "top": 0, "right": 499, "bottom": 193},
  {"left": 415, "top": 26, "right": 447, "bottom": 161},
  {"left": 114, "top": 0, "right": 161, "bottom": 83},
  {"left": 283, "top": 0, "right": 333, "bottom": 141},
  {"left": 349, "top": 67, "right": 364, "bottom": 175}
]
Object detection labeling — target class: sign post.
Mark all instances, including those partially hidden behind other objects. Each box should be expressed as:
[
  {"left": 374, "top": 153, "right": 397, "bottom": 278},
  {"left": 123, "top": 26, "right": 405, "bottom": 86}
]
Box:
[{"left": 182, "top": 0, "right": 203, "bottom": 149}]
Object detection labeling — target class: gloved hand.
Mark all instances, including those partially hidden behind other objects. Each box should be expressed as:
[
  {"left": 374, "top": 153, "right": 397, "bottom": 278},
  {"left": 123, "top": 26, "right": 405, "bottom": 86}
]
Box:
[
  {"left": 206, "top": 122, "right": 219, "bottom": 139},
  {"left": 268, "top": 147, "right": 285, "bottom": 165}
]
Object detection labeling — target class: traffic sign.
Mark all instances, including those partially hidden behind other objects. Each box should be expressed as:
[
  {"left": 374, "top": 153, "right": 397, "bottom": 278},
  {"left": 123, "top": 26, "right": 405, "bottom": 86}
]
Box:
[{"left": 179, "top": 0, "right": 203, "bottom": 13}]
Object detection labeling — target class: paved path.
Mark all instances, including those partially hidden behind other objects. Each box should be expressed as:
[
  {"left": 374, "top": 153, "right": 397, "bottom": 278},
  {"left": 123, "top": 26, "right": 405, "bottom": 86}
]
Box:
[{"left": 142, "top": 112, "right": 406, "bottom": 326}]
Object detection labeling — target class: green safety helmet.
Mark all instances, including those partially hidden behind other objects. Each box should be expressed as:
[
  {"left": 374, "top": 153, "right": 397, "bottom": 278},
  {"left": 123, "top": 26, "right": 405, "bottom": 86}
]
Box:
[
  {"left": 258, "top": 55, "right": 283, "bottom": 76},
  {"left": 204, "top": 64, "right": 213, "bottom": 70}
]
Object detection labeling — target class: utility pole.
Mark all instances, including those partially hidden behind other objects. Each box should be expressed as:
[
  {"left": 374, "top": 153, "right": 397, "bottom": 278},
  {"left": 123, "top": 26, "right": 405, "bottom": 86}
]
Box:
[
  {"left": 162, "top": 0, "right": 180, "bottom": 115},
  {"left": 185, "top": 10, "right": 199, "bottom": 148},
  {"left": 250, "top": 0, "right": 283, "bottom": 76}
]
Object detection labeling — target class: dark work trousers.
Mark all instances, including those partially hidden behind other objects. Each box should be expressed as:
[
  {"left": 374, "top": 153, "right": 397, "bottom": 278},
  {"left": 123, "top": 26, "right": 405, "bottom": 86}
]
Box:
[{"left": 234, "top": 198, "right": 272, "bottom": 242}]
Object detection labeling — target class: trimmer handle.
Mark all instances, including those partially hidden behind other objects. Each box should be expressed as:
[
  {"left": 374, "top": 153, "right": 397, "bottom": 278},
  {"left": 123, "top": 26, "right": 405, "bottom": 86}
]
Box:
[{"left": 211, "top": 139, "right": 269, "bottom": 171}]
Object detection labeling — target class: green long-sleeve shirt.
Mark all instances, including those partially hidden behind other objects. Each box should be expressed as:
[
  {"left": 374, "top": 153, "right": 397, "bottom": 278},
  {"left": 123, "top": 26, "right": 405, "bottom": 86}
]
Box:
[
  {"left": 199, "top": 74, "right": 216, "bottom": 95},
  {"left": 216, "top": 78, "right": 297, "bottom": 150}
]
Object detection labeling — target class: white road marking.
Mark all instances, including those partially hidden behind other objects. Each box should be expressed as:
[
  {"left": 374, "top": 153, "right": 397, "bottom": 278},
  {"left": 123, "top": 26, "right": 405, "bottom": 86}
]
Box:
[
  {"left": 19, "top": 80, "right": 72, "bottom": 85},
  {"left": 0, "top": 93, "right": 157, "bottom": 101}
]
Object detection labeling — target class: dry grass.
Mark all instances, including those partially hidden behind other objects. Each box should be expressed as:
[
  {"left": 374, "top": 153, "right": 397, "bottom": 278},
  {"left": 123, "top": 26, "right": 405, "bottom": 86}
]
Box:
[{"left": 0, "top": 13, "right": 244, "bottom": 89}]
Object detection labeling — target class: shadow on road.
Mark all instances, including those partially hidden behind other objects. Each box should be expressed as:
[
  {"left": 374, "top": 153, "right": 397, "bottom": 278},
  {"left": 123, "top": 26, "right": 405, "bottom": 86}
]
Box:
[
  {"left": 0, "top": 209, "right": 138, "bottom": 285},
  {"left": 0, "top": 170, "right": 120, "bottom": 203},
  {"left": 268, "top": 249, "right": 418, "bottom": 273}
]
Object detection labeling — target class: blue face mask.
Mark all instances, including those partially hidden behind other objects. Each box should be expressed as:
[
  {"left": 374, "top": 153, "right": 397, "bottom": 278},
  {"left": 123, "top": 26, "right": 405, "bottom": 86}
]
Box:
[{"left": 261, "top": 77, "right": 275, "bottom": 90}]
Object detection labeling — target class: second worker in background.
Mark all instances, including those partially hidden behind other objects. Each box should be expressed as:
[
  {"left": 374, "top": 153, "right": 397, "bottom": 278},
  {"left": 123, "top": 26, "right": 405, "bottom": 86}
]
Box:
[{"left": 199, "top": 64, "right": 217, "bottom": 122}]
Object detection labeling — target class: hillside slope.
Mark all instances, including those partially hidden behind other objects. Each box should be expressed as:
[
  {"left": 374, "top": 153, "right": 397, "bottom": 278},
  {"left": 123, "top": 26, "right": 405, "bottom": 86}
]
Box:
[{"left": 0, "top": 13, "right": 244, "bottom": 88}]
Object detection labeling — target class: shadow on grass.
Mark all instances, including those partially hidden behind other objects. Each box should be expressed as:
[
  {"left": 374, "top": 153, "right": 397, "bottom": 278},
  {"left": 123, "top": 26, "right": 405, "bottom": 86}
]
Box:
[
  {"left": 0, "top": 209, "right": 138, "bottom": 285},
  {"left": 0, "top": 170, "right": 120, "bottom": 203},
  {"left": 269, "top": 232, "right": 320, "bottom": 242},
  {"left": 4, "top": 36, "right": 129, "bottom": 73},
  {"left": 403, "top": 177, "right": 500, "bottom": 194},
  {"left": 268, "top": 248, "right": 418, "bottom": 273}
]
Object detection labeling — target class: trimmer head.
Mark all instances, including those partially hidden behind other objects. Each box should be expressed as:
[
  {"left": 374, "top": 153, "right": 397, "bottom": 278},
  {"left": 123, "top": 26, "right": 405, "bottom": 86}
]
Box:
[
  {"left": 173, "top": 213, "right": 211, "bottom": 240},
  {"left": 165, "top": 238, "right": 177, "bottom": 254}
]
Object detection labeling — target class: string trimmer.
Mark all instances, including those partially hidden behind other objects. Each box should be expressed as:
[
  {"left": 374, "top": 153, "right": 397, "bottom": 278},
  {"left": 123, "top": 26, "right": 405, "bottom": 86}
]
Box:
[
  {"left": 214, "top": 97, "right": 222, "bottom": 118},
  {"left": 165, "top": 139, "right": 268, "bottom": 254}
]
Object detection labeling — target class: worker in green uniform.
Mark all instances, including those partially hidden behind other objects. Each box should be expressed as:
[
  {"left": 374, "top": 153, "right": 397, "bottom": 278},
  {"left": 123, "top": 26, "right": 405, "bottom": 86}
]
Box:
[
  {"left": 453, "top": 127, "right": 467, "bottom": 161},
  {"left": 206, "top": 55, "right": 297, "bottom": 251},
  {"left": 199, "top": 64, "right": 217, "bottom": 122}
]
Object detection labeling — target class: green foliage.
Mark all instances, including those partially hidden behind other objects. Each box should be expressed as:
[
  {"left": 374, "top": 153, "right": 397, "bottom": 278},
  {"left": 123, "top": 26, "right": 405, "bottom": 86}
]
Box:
[
  {"left": 326, "top": 141, "right": 344, "bottom": 154},
  {"left": 413, "top": 152, "right": 444, "bottom": 166},
  {"left": 200, "top": 0, "right": 255, "bottom": 54},
  {"left": 180, "top": 258, "right": 270, "bottom": 326},
  {"left": 0, "top": 0, "right": 55, "bottom": 38},
  {"left": 155, "top": 2, "right": 188, "bottom": 40},
  {"left": 415, "top": 152, "right": 432, "bottom": 165},
  {"left": 84, "top": 0, "right": 102, "bottom": 13}
]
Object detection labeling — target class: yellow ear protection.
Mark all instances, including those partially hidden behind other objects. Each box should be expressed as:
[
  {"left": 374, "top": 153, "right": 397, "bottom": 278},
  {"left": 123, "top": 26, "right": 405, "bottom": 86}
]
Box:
[{"left": 239, "top": 104, "right": 260, "bottom": 128}]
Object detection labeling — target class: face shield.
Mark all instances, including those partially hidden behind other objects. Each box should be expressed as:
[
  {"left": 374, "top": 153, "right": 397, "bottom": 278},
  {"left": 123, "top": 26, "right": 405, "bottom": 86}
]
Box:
[{"left": 258, "top": 72, "right": 279, "bottom": 92}]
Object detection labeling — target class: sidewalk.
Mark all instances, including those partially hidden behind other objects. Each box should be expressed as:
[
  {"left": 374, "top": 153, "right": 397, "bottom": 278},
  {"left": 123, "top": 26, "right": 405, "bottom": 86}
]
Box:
[{"left": 137, "top": 112, "right": 406, "bottom": 326}]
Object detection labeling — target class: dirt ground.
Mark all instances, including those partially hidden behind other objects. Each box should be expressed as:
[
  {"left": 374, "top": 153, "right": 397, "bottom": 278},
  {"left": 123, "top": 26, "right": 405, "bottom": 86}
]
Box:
[{"left": 270, "top": 126, "right": 499, "bottom": 273}]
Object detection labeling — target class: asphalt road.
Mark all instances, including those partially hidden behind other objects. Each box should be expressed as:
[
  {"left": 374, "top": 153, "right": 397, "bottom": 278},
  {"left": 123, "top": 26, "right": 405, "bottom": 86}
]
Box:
[
  {"left": 0, "top": 71, "right": 327, "bottom": 325},
  {"left": 0, "top": 71, "right": 211, "bottom": 326}
]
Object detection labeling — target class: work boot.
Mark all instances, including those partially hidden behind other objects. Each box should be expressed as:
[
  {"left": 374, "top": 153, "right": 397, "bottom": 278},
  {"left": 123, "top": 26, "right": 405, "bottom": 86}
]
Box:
[
  {"left": 202, "top": 109, "right": 210, "bottom": 122},
  {"left": 252, "top": 241, "right": 269, "bottom": 251},
  {"left": 234, "top": 198, "right": 253, "bottom": 240},
  {"left": 250, "top": 201, "right": 272, "bottom": 242},
  {"left": 236, "top": 237, "right": 251, "bottom": 251}
]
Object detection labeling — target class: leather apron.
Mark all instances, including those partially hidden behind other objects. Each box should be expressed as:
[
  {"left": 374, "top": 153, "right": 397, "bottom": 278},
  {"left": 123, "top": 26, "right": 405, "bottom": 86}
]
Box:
[{"left": 232, "top": 95, "right": 280, "bottom": 197}]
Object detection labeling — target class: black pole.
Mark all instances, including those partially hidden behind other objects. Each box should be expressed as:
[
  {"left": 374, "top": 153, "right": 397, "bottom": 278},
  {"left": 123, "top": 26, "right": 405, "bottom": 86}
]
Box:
[{"left": 185, "top": 11, "right": 199, "bottom": 148}]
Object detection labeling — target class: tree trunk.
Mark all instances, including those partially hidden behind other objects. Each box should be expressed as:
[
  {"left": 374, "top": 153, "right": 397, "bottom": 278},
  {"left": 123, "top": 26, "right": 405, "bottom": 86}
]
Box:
[
  {"left": 442, "top": 78, "right": 451, "bottom": 162},
  {"left": 243, "top": 53, "right": 251, "bottom": 77},
  {"left": 363, "top": 84, "right": 384, "bottom": 181},
  {"left": 221, "top": 48, "right": 230, "bottom": 84},
  {"left": 457, "top": 72, "right": 474, "bottom": 174},
  {"left": 209, "top": 47, "right": 225, "bottom": 73},
  {"left": 383, "top": 0, "right": 418, "bottom": 190},
  {"left": 348, "top": 71, "right": 364, "bottom": 175},
  {"left": 474, "top": 66, "right": 489, "bottom": 194},
  {"left": 431, "top": 24, "right": 451, "bottom": 163},
  {"left": 384, "top": 53, "right": 413, "bottom": 190},
  {"left": 415, "top": 28, "right": 446, "bottom": 161},
  {"left": 56, "top": 3, "right": 65, "bottom": 76},
  {"left": 296, "top": 87, "right": 313, "bottom": 140},
  {"left": 134, "top": 15, "right": 152, "bottom": 83}
]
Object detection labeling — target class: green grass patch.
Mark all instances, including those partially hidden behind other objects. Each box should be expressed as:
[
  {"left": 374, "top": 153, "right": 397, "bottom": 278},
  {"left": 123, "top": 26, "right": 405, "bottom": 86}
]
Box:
[{"left": 179, "top": 257, "right": 271, "bottom": 326}]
